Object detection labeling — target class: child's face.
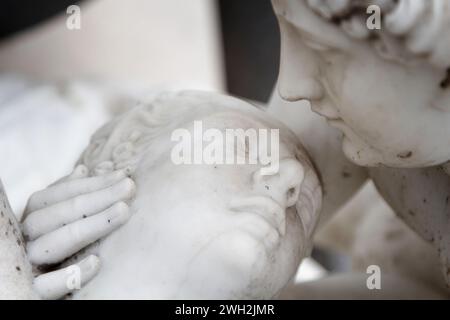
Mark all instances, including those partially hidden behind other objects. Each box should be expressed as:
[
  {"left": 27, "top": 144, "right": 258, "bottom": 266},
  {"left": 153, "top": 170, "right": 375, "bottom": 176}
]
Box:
[{"left": 74, "top": 94, "right": 321, "bottom": 299}]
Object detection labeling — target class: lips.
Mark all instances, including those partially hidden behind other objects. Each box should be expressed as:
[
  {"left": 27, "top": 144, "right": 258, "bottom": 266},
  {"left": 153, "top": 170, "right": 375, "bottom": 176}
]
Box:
[
  {"left": 327, "top": 118, "right": 346, "bottom": 128},
  {"left": 310, "top": 100, "right": 341, "bottom": 121},
  {"left": 310, "top": 101, "right": 349, "bottom": 135},
  {"left": 229, "top": 196, "right": 286, "bottom": 237}
]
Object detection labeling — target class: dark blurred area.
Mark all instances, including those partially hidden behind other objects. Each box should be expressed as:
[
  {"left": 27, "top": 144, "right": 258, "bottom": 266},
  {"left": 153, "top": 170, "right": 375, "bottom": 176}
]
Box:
[
  {"left": 0, "top": 0, "right": 83, "bottom": 39},
  {"left": 0, "top": 0, "right": 343, "bottom": 278},
  {"left": 0, "top": 0, "right": 280, "bottom": 103},
  {"left": 219, "top": 0, "right": 280, "bottom": 102}
]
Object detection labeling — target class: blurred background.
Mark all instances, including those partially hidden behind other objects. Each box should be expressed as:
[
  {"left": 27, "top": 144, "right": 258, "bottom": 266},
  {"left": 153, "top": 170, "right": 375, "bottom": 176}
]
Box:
[
  {"left": 0, "top": 0, "right": 280, "bottom": 101},
  {"left": 1, "top": 2, "right": 444, "bottom": 299},
  {"left": 0, "top": 0, "right": 281, "bottom": 213},
  {"left": 0, "top": 0, "right": 349, "bottom": 284}
]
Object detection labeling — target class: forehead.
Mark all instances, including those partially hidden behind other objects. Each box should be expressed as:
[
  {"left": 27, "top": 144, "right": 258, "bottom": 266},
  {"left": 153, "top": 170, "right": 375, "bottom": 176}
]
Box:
[
  {"left": 273, "top": 0, "right": 351, "bottom": 50},
  {"left": 200, "top": 109, "right": 273, "bottom": 129},
  {"left": 179, "top": 108, "right": 307, "bottom": 159}
]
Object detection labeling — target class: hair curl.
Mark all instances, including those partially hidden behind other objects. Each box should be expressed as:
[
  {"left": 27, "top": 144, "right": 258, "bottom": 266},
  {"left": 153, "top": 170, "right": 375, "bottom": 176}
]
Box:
[{"left": 306, "top": 0, "right": 450, "bottom": 69}]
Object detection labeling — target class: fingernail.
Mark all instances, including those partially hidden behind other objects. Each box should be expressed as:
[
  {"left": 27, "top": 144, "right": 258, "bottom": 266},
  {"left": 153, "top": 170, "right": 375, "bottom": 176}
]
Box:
[{"left": 109, "top": 202, "right": 131, "bottom": 224}]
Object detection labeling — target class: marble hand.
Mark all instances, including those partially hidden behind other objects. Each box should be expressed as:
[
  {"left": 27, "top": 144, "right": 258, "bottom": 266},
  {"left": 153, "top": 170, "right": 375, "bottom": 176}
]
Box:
[{"left": 21, "top": 164, "right": 135, "bottom": 299}]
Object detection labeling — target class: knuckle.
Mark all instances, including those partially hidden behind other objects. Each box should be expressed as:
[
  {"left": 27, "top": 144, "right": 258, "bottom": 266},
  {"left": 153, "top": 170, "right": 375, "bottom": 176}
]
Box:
[
  {"left": 27, "top": 242, "right": 47, "bottom": 265},
  {"left": 110, "top": 169, "right": 126, "bottom": 181},
  {"left": 120, "top": 178, "right": 136, "bottom": 196},
  {"left": 113, "top": 201, "right": 130, "bottom": 218}
]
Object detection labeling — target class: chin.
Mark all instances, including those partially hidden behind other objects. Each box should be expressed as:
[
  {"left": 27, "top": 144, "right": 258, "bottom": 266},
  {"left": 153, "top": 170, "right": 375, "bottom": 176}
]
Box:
[
  {"left": 242, "top": 266, "right": 294, "bottom": 299},
  {"left": 222, "top": 267, "right": 289, "bottom": 299},
  {"left": 341, "top": 135, "right": 383, "bottom": 167}
]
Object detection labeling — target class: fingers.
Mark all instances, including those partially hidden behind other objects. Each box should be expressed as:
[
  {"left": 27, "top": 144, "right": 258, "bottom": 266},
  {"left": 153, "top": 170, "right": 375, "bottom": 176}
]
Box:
[
  {"left": 47, "top": 164, "right": 89, "bottom": 188},
  {"left": 26, "top": 169, "right": 127, "bottom": 214},
  {"left": 23, "top": 178, "right": 135, "bottom": 241},
  {"left": 68, "top": 164, "right": 89, "bottom": 179},
  {"left": 27, "top": 202, "right": 130, "bottom": 266},
  {"left": 33, "top": 255, "right": 100, "bottom": 300}
]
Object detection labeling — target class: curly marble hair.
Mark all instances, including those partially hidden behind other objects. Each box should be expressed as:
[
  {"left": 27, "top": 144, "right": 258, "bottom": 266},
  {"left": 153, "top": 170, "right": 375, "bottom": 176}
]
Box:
[{"left": 306, "top": 0, "right": 450, "bottom": 70}]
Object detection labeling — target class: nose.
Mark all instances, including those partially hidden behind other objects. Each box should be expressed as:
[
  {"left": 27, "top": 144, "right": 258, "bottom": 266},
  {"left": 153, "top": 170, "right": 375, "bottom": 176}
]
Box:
[
  {"left": 253, "top": 158, "right": 305, "bottom": 208},
  {"left": 277, "top": 17, "right": 324, "bottom": 102}
]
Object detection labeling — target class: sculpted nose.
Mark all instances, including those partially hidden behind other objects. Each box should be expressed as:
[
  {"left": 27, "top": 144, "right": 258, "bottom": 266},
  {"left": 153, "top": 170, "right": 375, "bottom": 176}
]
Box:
[
  {"left": 277, "top": 18, "right": 324, "bottom": 102},
  {"left": 253, "top": 159, "right": 305, "bottom": 208}
]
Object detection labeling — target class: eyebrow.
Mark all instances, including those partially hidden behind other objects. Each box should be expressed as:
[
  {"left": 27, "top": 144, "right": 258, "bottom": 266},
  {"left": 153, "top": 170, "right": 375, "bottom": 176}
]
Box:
[{"left": 281, "top": 7, "right": 352, "bottom": 50}]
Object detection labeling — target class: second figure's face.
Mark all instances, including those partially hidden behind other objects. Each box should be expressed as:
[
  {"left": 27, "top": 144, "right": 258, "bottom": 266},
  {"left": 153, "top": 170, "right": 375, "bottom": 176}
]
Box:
[
  {"left": 274, "top": 0, "right": 450, "bottom": 168},
  {"left": 76, "top": 94, "right": 321, "bottom": 299},
  {"left": 130, "top": 111, "right": 314, "bottom": 299}
]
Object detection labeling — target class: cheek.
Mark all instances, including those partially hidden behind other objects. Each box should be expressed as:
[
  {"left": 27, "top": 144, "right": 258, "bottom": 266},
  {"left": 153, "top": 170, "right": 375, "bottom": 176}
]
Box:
[
  {"left": 337, "top": 61, "right": 413, "bottom": 140},
  {"left": 338, "top": 54, "right": 439, "bottom": 126},
  {"left": 212, "top": 164, "right": 258, "bottom": 195},
  {"left": 261, "top": 211, "right": 305, "bottom": 293},
  {"left": 280, "top": 211, "right": 305, "bottom": 265}
]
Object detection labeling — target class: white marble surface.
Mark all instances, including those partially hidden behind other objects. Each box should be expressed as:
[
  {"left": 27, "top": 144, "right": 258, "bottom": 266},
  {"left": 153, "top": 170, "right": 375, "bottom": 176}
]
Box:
[
  {"left": 56, "top": 91, "right": 322, "bottom": 299},
  {"left": 0, "top": 180, "right": 37, "bottom": 299},
  {"left": 271, "top": 0, "right": 450, "bottom": 292},
  {"left": 0, "top": 0, "right": 224, "bottom": 91},
  {"left": 273, "top": 0, "right": 450, "bottom": 168},
  {"left": 0, "top": 77, "right": 112, "bottom": 218}
]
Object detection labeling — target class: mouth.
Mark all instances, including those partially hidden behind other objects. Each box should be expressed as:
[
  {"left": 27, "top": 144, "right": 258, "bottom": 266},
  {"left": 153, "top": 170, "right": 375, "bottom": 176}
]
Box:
[
  {"left": 310, "top": 101, "right": 341, "bottom": 121},
  {"left": 229, "top": 196, "right": 286, "bottom": 237},
  {"left": 326, "top": 118, "right": 353, "bottom": 139},
  {"left": 326, "top": 118, "right": 345, "bottom": 127}
]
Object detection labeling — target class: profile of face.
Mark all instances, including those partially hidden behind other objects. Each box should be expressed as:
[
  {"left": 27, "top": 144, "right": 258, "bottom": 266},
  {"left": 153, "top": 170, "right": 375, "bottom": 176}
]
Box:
[
  {"left": 273, "top": 0, "right": 450, "bottom": 167},
  {"left": 73, "top": 91, "right": 322, "bottom": 299}
]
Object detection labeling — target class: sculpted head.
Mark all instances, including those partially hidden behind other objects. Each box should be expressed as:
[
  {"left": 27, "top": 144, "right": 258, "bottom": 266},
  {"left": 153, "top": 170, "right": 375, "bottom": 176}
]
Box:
[
  {"left": 273, "top": 0, "right": 450, "bottom": 167},
  {"left": 74, "top": 91, "right": 322, "bottom": 299}
]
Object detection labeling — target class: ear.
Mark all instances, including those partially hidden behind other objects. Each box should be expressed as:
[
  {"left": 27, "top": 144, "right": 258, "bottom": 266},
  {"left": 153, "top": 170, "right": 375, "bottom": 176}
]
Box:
[
  {"left": 295, "top": 167, "right": 322, "bottom": 256},
  {"left": 0, "top": 179, "right": 38, "bottom": 299}
]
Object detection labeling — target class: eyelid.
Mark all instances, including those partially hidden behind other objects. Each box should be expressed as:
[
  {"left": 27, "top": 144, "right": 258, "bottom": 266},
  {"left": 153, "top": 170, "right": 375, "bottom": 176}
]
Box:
[
  {"left": 283, "top": 14, "right": 352, "bottom": 51},
  {"left": 303, "top": 36, "right": 333, "bottom": 51},
  {"left": 301, "top": 29, "right": 349, "bottom": 53}
]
